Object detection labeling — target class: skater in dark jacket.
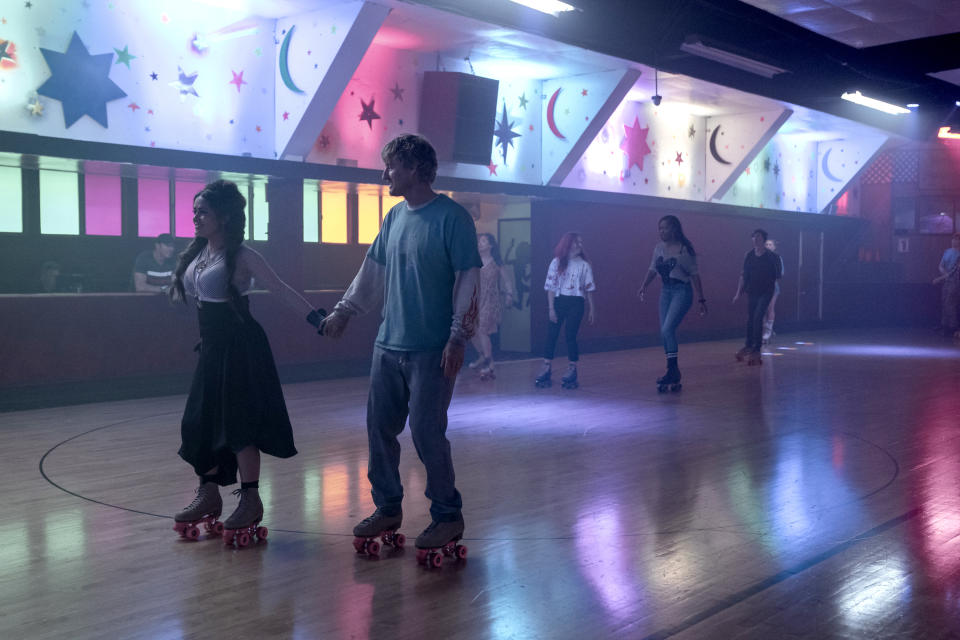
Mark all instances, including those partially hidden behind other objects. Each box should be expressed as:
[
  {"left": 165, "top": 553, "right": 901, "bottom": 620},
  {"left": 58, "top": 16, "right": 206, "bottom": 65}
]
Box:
[
  {"left": 170, "top": 180, "right": 323, "bottom": 544},
  {"left": 637, "top": 215, "right": 707, "bottom": 391},
  {"left": 733, "top": 228, "right": 781, "bottom": 365}
]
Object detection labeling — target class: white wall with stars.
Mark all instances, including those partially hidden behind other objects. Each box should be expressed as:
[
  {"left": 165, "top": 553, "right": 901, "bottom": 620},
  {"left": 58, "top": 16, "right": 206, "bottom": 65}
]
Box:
[{"left": 1, "top": 0, "right": 275, "bottom": 158}]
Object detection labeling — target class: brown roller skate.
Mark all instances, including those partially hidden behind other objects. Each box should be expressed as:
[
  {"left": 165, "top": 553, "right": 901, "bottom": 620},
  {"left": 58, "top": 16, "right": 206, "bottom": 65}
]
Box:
[
  {"left": 352, "top": 508, "right": 405, "bottom": 557},
  {"left": 173, "top": 481, "right": 223, "bottom": 541},
  {"left": 415, "top": 517, "right": 467, "bottom": 569},
  {"left": 746, "top": 349, "right": 763, "bottom": 366},
  {"left": 735, "top": 346, "right": 752, "bottom": 362},
  {"left": 222, "top": 487, "right": 267, "bottom": 548}
]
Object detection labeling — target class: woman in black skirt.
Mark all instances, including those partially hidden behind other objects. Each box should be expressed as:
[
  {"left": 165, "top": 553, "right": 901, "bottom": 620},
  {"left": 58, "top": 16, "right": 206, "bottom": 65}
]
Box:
[{"left": 170, "top": 180, "right": 322, "bottom": 543}]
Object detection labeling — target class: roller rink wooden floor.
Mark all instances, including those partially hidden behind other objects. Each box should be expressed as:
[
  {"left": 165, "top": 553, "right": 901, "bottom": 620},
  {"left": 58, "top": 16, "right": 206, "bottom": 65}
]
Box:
[{"left": 4, "top": 329, "right": 960, "bottom": 639}]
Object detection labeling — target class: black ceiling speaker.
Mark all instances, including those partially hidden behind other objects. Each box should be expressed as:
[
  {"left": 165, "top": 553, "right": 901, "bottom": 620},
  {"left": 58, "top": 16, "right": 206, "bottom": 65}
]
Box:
[{"left": 418, "top": 71, "right": 499, "bottom": 166}]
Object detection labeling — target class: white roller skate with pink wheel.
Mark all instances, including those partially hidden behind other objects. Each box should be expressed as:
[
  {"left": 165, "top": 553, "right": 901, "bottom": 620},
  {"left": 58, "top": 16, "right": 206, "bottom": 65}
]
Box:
[
  {"left": 221, "top": 487, "right": 267, "bottom": 548},
  {"left": 173, "top": 481, "right": 224, "bottom": 541}
]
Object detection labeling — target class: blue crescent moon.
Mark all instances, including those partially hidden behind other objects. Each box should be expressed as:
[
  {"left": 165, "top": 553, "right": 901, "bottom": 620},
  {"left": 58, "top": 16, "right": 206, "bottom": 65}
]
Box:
[
  {"left": 279, "top": 26, "right": 305, "bottom": 94},
  {"left": 821, "top": 148, "right": 843, "bottom": 182}
]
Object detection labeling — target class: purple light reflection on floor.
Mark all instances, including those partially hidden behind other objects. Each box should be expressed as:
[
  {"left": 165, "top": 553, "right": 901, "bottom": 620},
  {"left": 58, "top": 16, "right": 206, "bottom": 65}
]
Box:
[
  {"left": 813, "top": 344, "right": 960, "bottom": 359},
  {"left": 449, "top": 394, "right": 650, "bottom": 436}
]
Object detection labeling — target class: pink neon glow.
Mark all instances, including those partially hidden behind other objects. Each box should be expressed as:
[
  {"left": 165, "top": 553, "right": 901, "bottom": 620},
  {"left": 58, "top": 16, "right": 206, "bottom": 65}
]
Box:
[
  {"left": 137, "top": 178, "right": 170, "bottom": 237},
  {"left": 174, "top": 181, "right": 205, "bottom": 238},
  {"left": 937, "top": 127, "right": 960, "bottom": 140},
  {"left": 83, "top": 174, "right": 121, "bottom": 236},
  {"left": 371, "top": 26, "right": 425, "bottom": 50},
  {"left": 835, "top": 191, "right": 849, "bottom": 216}
]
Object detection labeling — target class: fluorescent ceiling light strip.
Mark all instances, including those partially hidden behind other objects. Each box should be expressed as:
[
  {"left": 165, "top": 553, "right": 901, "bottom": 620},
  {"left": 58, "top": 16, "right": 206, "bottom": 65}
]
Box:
[
  {"left": 507, "top": 0, "right": 575, "bottom": 17},
  {"left": 841, "top": 91, "right": 909, "bottom": 115},
  {"left": 679, "top": 40, "right": 786, "bottom": 79}
]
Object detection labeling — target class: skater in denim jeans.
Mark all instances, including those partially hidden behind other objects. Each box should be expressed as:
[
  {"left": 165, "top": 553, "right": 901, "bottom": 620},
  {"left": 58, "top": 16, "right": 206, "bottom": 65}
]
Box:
[
  {"left": 637, "top": 216, "right": 707, "bottom": 390},
  {"left": 321, "top": 134, "right": 481, "bottom": 552}
]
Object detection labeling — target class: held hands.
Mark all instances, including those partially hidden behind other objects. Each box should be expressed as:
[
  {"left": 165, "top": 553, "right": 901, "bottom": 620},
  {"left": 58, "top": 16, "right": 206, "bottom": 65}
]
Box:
[
  {"left": 440, "top": 339, "right": 465, "bottom": 378},
  {"left": 549, "top": 307, "right": 557, "bottom": 323},
  {"left": 320, "top": 309, "right": 350, "bottom": 339},
  {"left": 306, "top": 308, "right": 327, "bottom": 334}
]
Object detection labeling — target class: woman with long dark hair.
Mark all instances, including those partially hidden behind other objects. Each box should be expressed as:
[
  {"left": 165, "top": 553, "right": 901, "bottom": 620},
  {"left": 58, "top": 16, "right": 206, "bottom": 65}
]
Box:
[
  {"left": 638, "top": 215, "right": 707, "bottom": 392},
  {"left": 170, "top": 180, "right": 322, "bottom": 546},
  {"left": 534, "top": 232, "right": 596, "bottom": 389},
  {"left": 469, "top": 233, "right": 515, "bottom": 380}
]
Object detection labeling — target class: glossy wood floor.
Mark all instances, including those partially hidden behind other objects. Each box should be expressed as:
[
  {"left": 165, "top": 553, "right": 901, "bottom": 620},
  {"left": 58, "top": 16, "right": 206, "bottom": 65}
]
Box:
[{"left": 5, "top": 329, "right": 960, "bottom": 640}]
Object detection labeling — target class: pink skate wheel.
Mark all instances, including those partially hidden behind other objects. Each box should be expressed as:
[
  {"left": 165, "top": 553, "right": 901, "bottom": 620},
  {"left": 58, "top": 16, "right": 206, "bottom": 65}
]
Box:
[
  {"left": 186, "top": 526, "right": 200, "bottom": 540},
  {"left": 223, "top": 530, "right": 234, "bottom": 545},
  {"left": 394, "top": 533, "right": 406, "bottom": 548},
  {"left": 430, "top": 552, "right": 443, "bottom": 568},
  {"left": 455, "top": 545, "right": 468, "bottom": 560},
  {"left": 237, "top": 532, "right": 251, "bottom": 547},
  {"left": 416, "top": 549, "right": 428, "bottom": 564},
  {"left": 256, "top": 526, "right": 268, "bottom": 540},
  {"left": 367, "top": 540, "right": 381, "bottom": 556},
  {"left": 212, "top": 521, "right": 224, "bottom": 535},
  {"left": 353, "top": 537, "right": 366, "bottom": 553}
]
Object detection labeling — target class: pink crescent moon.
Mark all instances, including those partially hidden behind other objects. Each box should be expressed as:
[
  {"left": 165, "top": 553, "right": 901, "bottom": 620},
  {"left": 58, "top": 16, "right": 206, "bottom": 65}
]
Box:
[{"left": 547, "top": 88, "right": 566, "bottom": 140}]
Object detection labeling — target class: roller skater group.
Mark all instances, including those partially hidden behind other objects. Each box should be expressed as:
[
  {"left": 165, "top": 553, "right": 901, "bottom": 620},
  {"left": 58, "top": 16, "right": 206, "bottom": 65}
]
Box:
[{"left": 170, "top": 133, "right": 783, "bottom": 563}]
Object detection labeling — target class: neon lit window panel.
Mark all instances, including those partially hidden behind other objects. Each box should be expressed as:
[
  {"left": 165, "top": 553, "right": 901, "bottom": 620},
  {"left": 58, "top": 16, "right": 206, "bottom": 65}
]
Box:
[
  {"left": 303, "top": 181, "right": 319, "bottom": 243},
  {"left": 252, "top": 181, "right": 269, "bottom": 241},
  {"left": 321, "top": 191, "right": 348, "bottom": 244},
  {"left": 0, "top": 166, "right": 23, "bottom": 233},
  {"left": 138, "top": 178, "right": 171, "bottom": 237},
  {"left": 175, "top": 181, "right": 205, "bottom": 238},
  {"left": 84, "top": 174, "right": 122, "bottom": 236},
  {"left": 358, "top": 193, "right": 380, "bottom": 244},
  {"left": 382, "top": 195, "right": 404, "bottom": 217},
  {"left": 39, "top": 169, "right": 80, "bottom": 235}
]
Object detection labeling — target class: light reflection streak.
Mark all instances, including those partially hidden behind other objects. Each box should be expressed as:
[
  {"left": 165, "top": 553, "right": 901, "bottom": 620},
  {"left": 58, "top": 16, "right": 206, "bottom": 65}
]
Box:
[
  {"left": 910, "top": 389, "right": 960, "bottom": 581},
  {"left": 303, "top": 468, "right": 320, "bottom": 518},
  {"left": 815, "top": 344, "right": 960, "bottom": 359},
  {"left": 0, "top": 522, "right": 29, "bottom": 596},
  {"left": 573, "top": 505, "right": 645, "bottom": 623},
  {"left": 769, "top": 433, "right": 859, "bottom": 558},
  {"left": 322, "top": 464, "right": 349, "bottom": 518},
  {"left": 836, "top": 558, "right": 911, "bottom": 627},
  {"left": 43, "top": 509, "right": 86, "bottom": 563}
]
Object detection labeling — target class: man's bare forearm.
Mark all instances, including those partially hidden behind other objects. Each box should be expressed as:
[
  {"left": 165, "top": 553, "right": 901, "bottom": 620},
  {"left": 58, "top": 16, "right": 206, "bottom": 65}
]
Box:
[{"left": 448, "top": 267, "right": 479, "bottom": 345}]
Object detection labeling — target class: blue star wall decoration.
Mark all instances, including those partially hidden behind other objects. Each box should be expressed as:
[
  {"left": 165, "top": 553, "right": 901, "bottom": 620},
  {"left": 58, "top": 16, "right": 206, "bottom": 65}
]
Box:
[
  {"left": 170, "top": 66, "right": 199, "bottom": 100},
  {"left": 36, "top": 31, "right": 127, "bottom": 128},
  {"left": 493, "top": 102, "right": 521, "bottom": 165}
]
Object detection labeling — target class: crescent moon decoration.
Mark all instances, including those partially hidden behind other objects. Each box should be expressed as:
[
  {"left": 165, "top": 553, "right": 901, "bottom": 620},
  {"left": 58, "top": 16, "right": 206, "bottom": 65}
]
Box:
[
  {"left": 546, "top": 88, "right": 566, "bottom": 140},
  {"left": 709, "top": 126, "right": 731, "bottom": 165},
  {"left": 278, "top": 26, "right": 304, "bottom": 94},
  {"left": 821, "top": 148, "right": 843, "bottom": 182}
]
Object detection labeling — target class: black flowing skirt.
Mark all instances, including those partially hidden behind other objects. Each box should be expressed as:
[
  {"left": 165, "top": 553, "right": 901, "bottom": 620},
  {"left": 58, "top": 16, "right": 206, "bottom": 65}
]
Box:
[{"left": 178, "top": 298, "right": 297, "bottom": 485}]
